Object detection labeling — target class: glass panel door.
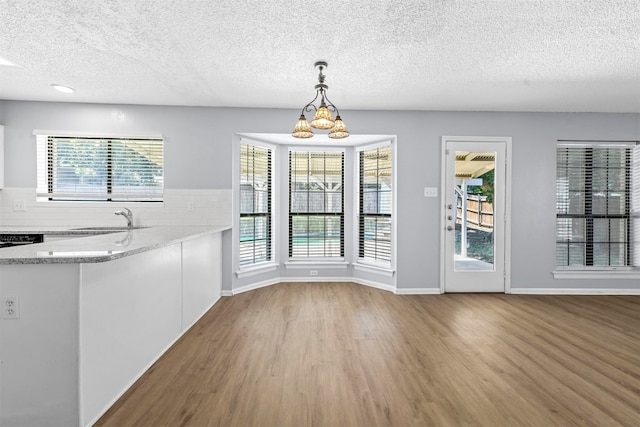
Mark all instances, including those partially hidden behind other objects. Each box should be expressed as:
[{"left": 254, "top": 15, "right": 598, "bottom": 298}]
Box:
[
  {"left": 443, "top": 138, "right": 507, "bottom": 293},
  {"left": 454, "top": 150, "right": 495, "bottom": 272}
]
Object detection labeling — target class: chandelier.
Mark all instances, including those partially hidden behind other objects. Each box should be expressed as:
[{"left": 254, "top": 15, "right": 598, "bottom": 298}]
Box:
[{"left": 292, "top": 61, "right": 349, "bottom": 139}]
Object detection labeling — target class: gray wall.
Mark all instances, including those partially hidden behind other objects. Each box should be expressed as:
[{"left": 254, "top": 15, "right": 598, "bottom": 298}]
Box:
[{"left": 1, "top": 100, "right": 639, "bottom": 291}]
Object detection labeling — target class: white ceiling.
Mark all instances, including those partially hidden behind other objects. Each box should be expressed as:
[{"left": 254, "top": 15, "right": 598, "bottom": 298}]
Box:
[{"left": 1, "top": 0, "right": 639, "bottom": 113}]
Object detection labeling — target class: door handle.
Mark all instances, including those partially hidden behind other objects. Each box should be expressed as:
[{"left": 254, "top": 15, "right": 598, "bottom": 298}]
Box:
[
  {"left": 447, "top": 225, "right": 454, "bottom": 231},
  {"left": 447, "top": 215, "right": 453, "bottom": 220}
]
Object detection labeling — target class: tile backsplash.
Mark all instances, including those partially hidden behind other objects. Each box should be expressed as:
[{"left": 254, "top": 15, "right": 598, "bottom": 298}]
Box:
[{"left": 0, "top": 187, "right": 231, "bottom": 227}]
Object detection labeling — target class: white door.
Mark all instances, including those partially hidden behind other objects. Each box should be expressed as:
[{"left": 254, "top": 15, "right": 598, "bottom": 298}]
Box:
[{"left": 441, "top": 137, "right": 510, "bottom": 293}]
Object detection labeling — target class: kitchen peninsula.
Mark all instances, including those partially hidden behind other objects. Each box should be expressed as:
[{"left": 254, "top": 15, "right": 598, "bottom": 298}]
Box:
[{"left": 0, "top": 225, "right": 230, "bottom": 427}]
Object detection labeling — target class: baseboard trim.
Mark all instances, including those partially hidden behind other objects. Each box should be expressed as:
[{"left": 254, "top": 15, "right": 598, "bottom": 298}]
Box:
[
  {"left": 230, "top": 279, "right": 447, "bottom": 296},
  {"left": 351, "top": 278, "right": 396, "bottom": 293},
  {"left": 231, "top": 278, "right": 281, "bottom": 295},
  {"left": 510, "top": 288, "right": 640, "bottom": 295},
  {"left": 278, "top": 277, "right": 355, "bottom": 284},
  {"left": 394, "top": 288, "right": 443, "bottom": 295},
  {"left": 230, "top": 284, "right": 640, "bottom": 297},
  {"left": 231, "top": 278, "right": 398, "bottom": 294}
]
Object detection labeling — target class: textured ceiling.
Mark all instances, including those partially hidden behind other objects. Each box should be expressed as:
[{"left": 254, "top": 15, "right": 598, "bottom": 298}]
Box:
[{"left": 1, "top": 0, "right": 639, "bottom": 112}]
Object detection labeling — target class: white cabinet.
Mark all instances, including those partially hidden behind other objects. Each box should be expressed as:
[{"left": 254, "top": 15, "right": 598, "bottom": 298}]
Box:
[{"left": 0, "top": 231, "right": 224, "bottom": 426}]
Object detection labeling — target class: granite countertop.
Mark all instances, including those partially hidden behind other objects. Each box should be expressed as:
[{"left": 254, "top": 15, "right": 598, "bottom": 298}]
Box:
[
  {"left": 0, "top": 225, "right": 231, "bottom": 264},
  {"left": 0, "top": 226, "right": 148, "bottom": 235}
]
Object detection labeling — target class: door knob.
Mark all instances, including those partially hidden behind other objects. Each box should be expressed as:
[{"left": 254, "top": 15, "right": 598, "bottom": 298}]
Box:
[
  {"left": 447, "top": 225, "right": 454, "bottom": 231},
  {"left": 447, "top": 215, "right": 453, "bottom": 220},
  {"left": 447, "top": 204, "right": 453, "bottom": 210}
]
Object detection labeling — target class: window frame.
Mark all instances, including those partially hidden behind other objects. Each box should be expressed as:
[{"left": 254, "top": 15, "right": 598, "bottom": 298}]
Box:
[
  {"left": 288, "top": 147, "right": 346, "bottom": 260},
  {"left": 356, "top": 143, "right": 393, "bottom": 267},
  {"left": 239, "top": 142, "right": 273, "bottom": 267},
  {"left": 555, "top": 141, "right": 637, "bottom": 272},
  {"left": 35, "top": 132, "right": 164, "bottom": 202}
]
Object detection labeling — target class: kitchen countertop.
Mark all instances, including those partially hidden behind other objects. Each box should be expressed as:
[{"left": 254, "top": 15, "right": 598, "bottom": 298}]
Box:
[
  {"left": 0, "top": 226, "right": 146, "bottom": 235},
  {"left": 0, "top": 225, "right": 231, "bottom": 264}
]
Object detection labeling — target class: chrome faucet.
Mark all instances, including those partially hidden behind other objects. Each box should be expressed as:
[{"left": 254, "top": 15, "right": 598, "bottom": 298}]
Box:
[{"left": 114, "top": 208, "right": 133, "bottom": 230}]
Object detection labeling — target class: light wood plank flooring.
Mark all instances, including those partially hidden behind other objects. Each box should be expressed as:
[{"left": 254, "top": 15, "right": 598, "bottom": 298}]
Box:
[{"left": 96, "top": 282, "right": 640, "bottom": 426}]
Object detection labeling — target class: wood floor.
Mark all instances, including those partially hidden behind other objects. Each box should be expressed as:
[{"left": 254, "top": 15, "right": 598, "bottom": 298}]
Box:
[{"left": 96, "top": 282, "right": 640, "bottom": 427}]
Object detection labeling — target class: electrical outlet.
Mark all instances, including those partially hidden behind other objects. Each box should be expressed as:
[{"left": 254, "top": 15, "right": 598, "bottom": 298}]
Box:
[
  {"left": 2, "top": 297, "right": 19, "bottom": 319},
  {"left": 13, "top": 199, "right": 27, "bottom": 211},
  {"left": 310, "top": 270, "right": 318, "bottom": 276}
]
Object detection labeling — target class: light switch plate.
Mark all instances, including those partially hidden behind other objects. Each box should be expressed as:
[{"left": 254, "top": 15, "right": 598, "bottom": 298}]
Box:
[{"left": 423, "top": 187, "right": 438, "bottom": 198}]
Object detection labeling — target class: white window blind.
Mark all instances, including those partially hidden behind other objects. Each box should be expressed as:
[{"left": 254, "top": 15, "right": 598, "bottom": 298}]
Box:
[
  {"left": 556, "top": 143, "right": 639, "bottom": 268},
  {"left": 36, "top": 135, "right": 163, "bottom": 201},
  {"left": 359, "top": 145, "right": 392, "bottom": 264},
  {"left": 289, "top": 150, "right": 344, "bottom": 258},
  {"left": 239, "top": 143, "right": 272, "bottom": 266}
]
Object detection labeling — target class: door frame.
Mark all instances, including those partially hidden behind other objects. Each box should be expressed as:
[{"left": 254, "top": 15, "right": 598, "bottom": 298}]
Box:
[{"left": 439, "top": 136, "right": 512, "bottom": 293}]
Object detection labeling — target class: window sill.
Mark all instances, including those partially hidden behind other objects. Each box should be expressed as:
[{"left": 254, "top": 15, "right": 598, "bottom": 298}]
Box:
[
  {"left": 553, "top": 269, "right": 640, "bottom": 279},
  {"left": 284, "top": 260, "right": 349, "bottom": 269},
  {"left": 353, "top": 262, "right": 395, "bottom": 277},
  {"left": 236, "top": 262, "right": 279, "bottom": 279}
]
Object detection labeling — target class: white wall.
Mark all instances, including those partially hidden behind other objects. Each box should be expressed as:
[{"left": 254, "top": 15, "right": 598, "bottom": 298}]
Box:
[
  {"left": 0, "top": 263, "right": 80, "bottom": 427},
  {"left": 1, "top": 100, "right": 639, "bottom": 293}
]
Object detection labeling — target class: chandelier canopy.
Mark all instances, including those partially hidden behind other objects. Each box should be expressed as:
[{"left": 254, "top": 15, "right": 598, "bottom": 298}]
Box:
[{"left": 292, "top": 61, "right": 349, "bottom": 139}]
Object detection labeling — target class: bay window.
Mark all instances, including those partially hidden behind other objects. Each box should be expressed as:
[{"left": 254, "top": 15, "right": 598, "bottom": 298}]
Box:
[
  {"left": 239, "top": 143, "right": 273, "bottom": 266},
  {"left": 358, "top": 145, "right": 392, "bottom": 265},
  {"left": 235, "top": 135, "right": 395, "bottom": 279},
  {"left": 289, "top": 150, "right": 344, "bottom": 258}
]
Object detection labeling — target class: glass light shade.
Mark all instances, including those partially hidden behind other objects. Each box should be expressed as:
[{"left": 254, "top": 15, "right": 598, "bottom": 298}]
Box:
[
  {"left": 292, "top": 114, "right": 314, "bottom": 138},
  {"left": 310, "top": 105, "right": 334, "bottom": 129},
  {"left": 328, "top": 116, "right": 349, "bottom": 139}
]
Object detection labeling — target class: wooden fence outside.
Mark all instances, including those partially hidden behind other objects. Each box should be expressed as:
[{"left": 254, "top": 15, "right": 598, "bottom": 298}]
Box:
[{"left": 456, "top": 194, "right": 494, "bottom": 231}]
